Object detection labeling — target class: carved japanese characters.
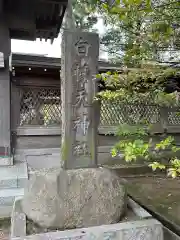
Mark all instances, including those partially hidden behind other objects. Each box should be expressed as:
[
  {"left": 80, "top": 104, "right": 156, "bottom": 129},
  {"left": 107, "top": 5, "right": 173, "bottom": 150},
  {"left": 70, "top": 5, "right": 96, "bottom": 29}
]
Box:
[{"left": 61, "top": 31, "right": 99, "bottom": 168}]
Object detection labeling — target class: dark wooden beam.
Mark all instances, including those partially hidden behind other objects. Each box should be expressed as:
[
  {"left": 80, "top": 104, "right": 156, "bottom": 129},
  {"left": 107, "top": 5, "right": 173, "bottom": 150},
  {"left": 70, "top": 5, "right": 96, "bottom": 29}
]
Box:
[
  {"left": 39, "top": 0, "right": 68, "bottom": 5},
  {"left": 10, "top": 30, "right": 35, "bottom": 41},
  {"left": 0, "top": 0, "right": 3, "bottom": 13},
  {"left": 12, "top": 77, "right": 60, "bottom": 87},
  {"left": 7, "top": 14, "right": 35, "bottom": 32},
  {"left": 3, "top": 0, "right": 68, "bottom": 40},
  {"left": 12, "top": 54, "right": 123, "bottom": 71}
]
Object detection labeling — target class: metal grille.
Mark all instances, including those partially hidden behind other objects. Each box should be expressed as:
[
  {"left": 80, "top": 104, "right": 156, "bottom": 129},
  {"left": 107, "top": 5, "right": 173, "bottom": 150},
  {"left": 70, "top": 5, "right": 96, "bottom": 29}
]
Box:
[
  {"left": 100, "top": 100, "right": 161, "bottom": 126},
  {"left": 19, "top": 88, "right": 180, "bottom": 127},
  {"left": 20, "top": 87, "right": 61, "bottom": 126},
  {"left": 100, "top": 100, "right": 180, "bottom": 126},
  {"left": 168, "top": 109, "right": 180, "bottom": 125}
]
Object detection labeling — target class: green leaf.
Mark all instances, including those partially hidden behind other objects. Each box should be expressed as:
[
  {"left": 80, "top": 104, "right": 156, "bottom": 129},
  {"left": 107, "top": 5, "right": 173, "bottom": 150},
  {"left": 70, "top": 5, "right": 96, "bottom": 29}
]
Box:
[
  {"left": 155, "top": 136, "right": 174, "bottom": 151},
  {"left": 96, "top": 74, "right": 101, "bottom": 79},
  {"left": 168, "top": 168, "right": 177, "bottom": 179},
  {"left": 172, "top": 146, "right": 180, "bottom": 153},
  {"left": 171, "top": 158, "right": 180, "bottom": 168},
  {"left": 111, "top": 147, "right": 118, "bottom": 157},
  {"left": 149, "top": 162, "right": 166, "bottom": 171}
]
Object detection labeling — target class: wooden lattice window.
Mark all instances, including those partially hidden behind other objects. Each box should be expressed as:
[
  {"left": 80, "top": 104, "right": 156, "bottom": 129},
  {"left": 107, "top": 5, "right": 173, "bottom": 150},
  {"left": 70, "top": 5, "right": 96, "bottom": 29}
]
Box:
[{"left": 19, "top": 87, "right": 61, "bottom": 126}]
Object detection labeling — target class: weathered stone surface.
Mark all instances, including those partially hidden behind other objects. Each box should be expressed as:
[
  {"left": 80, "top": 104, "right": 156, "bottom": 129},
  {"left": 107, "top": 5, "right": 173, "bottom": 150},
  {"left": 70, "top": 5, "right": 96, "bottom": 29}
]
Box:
[
  {"left": 11, "top": 197, "right": 26, "bottom": 239},
  {"left": 21, "top": 167, "right": 127, "bottom": 229},
  {"left": 61, "top": 31, "right": 99, "bottom": 169},
  {"left": 0, "top": 22, "right": 12, "bottom": 166},
  {"left": 11, "top": 219, "right": 163, "bottom": 240}
]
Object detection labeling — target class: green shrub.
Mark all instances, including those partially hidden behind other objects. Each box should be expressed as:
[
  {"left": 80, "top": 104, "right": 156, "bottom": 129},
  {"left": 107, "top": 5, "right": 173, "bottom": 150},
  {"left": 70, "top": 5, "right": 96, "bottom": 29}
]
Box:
[
  {"left": 111, "top": 123, "right": 180, "bottom": 178},
  {"left": 96, "top": 67, "right": 180, "bottom": 178}
]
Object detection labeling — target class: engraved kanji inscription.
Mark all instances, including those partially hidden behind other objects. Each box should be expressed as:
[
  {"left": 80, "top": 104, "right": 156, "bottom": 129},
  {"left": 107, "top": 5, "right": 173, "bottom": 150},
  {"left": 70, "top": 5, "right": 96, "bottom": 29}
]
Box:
[
  {"left": 75, "top": 89, "right": 88, "bottom": 107},
  {"left": 73, "top": 115, "right": 90, "bottom": 136},
  {"left": 74, "top": 142, "right": 90, "bottom": 156},
  {"left": 75, "top": 38, "right": 91, "bottom": 57},
  {"left": 61, "top": 32, "right": 98, "bottom": 168}
]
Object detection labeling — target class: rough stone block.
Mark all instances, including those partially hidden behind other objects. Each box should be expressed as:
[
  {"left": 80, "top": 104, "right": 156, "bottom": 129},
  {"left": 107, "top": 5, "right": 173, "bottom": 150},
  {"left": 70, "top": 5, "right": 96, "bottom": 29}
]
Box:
[{"left": 21, "top": 168, "right": 126, "bottom": 229}]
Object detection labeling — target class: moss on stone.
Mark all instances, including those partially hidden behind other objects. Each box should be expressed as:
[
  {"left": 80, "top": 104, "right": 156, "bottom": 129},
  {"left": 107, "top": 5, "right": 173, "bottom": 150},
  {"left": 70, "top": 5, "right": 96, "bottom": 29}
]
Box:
[{"left": 61, "top": 140, "right": 68, "bottom": 162}]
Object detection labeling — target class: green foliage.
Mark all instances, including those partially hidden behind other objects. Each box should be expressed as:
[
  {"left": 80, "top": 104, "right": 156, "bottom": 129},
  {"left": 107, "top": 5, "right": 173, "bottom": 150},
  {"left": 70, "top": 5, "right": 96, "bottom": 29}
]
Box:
[
  {"left": 149, "top": 162, "right": 166, "bottom": 171},
  {"left": 168, "top": 158, "right": 180, "bottom": 178},
  {"left": 68, "top": 0, "right": 180, "bottom": 178},
  {"left": 71, "top": 0, "right": 180, "bottom": 64},
  {"left": 96, "top": 67, "right": 180, "bottom": 107},
  {"left": 112, "top": 124, "right": 180, "bottom": 178},
  {"left": 116, "top": 124, "right": 148, "bottom": 137},
  {"left": 96, "top": 67, "right": 180, "bottom": 179},
  {"left": 112, "top": 138, "right": 149, "bottom": 162},
  {"left": 98, "top": 67, "right": 179, "bottom": 91},
  {"left": 97, "top": 68, "right": 180, "bottom": 178},
  {"left": 73, "top": 0, "right": 180, "bottom": 178},
  {"left": 71, "top": 0, "right": 98, "bottom": 31},
  {"left": 155, "top": 136, "right": 174, "bottom": 151},
  {"left": 154, "top": 92, "right": 179, "bottom": 107},
  {"left": 97, "top": 0, "right": 180, "bottom": 64}
]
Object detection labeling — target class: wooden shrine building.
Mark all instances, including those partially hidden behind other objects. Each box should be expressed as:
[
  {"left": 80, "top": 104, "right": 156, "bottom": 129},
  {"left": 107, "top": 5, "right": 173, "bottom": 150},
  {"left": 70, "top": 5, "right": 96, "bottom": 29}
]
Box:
[
  {"left": 0, "top": 0, "right": 68, "bottom": 166},
  {"left": 11, "top": 53, "right": 121, "bottom": 154}
]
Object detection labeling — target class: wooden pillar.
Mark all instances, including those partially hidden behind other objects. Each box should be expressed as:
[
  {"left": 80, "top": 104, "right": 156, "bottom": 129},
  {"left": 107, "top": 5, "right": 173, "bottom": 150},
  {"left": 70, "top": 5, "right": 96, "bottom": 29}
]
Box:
[
  {"left": 0, "top": 21, "right": 12, "bottom": 165},
  {"left": 61, "top": 31, "right": 99, "bottom": 169}
]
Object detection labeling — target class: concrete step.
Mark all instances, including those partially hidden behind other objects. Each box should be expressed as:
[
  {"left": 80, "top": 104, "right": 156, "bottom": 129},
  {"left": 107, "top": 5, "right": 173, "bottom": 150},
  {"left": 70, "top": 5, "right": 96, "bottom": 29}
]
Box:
[
  {"left": 0, "top": 162, "right": 28, "bottom": 189},
  {"left": 15, "top": 148, "right": 61, "bottom": 161},
  {"left": 0, "top": 188, "right": 24, "bottom": 218},
  {"left": 0, "top": 205, "right": 13, "bottom": 218},
  {"left": 14, "top": 148, "right": 62, "bottom": 170},
  {"left": 0, "top": 188, "right": 24, "bottom": 206}
]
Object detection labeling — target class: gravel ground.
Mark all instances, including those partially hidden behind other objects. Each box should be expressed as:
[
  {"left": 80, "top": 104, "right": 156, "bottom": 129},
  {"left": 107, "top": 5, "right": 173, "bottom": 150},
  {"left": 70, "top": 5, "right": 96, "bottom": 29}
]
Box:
[
  {"left": 124, "top": 175, "right": 180, "bottom": 227},
  {"left": 0, "top": 219, "right": 10, "bottom": 240}
]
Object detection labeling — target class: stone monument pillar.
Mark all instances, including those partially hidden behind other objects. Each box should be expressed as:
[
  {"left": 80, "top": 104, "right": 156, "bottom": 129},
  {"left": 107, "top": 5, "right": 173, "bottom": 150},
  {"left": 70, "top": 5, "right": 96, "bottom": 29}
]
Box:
[
  {"left": 61, "top": 31, "right": 99, "bottom": 169},
  {"left": 0, "top": 21, "right": 12, "bottom": 165}
]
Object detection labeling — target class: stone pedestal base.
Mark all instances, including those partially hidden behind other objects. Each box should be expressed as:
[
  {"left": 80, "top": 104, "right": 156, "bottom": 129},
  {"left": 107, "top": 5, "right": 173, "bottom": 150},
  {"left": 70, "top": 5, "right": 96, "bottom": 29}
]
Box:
[{"left": 11, "top": 197, "right": 164, "bottom": 240}]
